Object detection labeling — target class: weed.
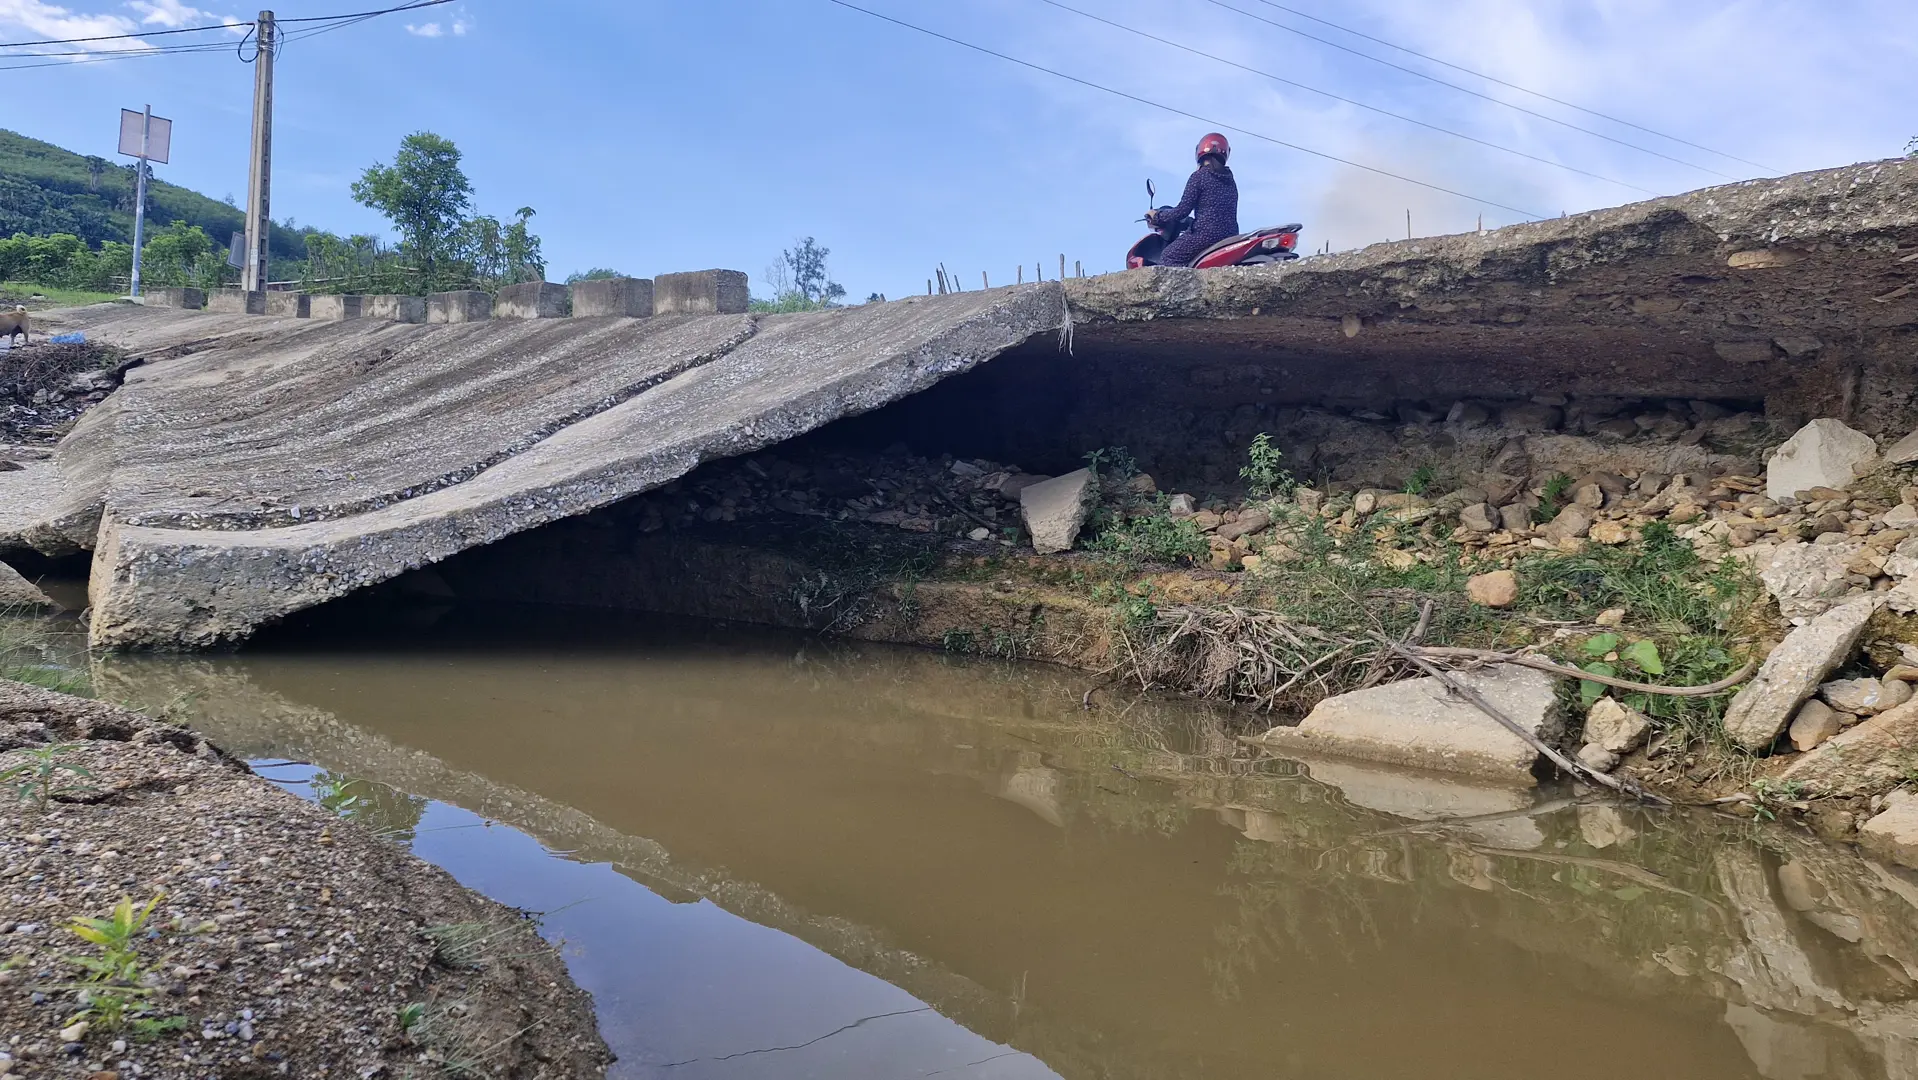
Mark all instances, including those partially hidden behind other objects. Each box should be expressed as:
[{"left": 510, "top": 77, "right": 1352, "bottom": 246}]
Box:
[
  {"left": 54, "top": 893, "right": 176, "bottom": 1033},
  {"left": 423, "top": 921, "right": 498, "bottom": 970},
  {"left": 1750, "top": 778, "right": 1809, "bottom": 821},
  {"left": 400, "top": 1001, "right": 428, "bottom": 1034},
  {"left": 1240, "top": 433, "right": 1293, "bottom": 498},
  {"left": 1535, "top": 473, "right": 1574, "bottom": 523},
  {"left": 1118, "top": 585, "right": 1159, "bottom": 627},
  {"left": 1, "top": 742, "right": 95, "bottom": 810},
  {"left": 1088, "top": 509, "right": 1208, "bottom": 567},
  {"left": 0, "top": 617, "right": 91, "bottom": 695},
  {"left": 1403, "top": 465, "right": 1436, "bottom": 496},
  {"left": 940, "top": 627, "right": 977, "bottom": 654}
]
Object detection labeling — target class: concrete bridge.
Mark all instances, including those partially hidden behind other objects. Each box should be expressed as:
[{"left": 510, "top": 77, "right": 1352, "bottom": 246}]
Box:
[{"left": 3, "top": 156, "right": 1915, "bottom": 648}]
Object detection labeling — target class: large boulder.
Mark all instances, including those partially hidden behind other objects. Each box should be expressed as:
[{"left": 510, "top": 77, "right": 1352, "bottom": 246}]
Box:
[
  {"left": 1765, "top": 419, "right": 1880, "bottom": 501},
  {"left": 1859, "top": 790, "right": 1918, "bottom": 870},
  {"left": 0, "top": 561, "right": 57, "bottom": 610},
  {"left": 1779, "top": 698, "right": 1918, "bottom": 796},
  {"left": 1722, "top": 595, "right": 1881, "bottom": 751},
  {"left": 1749, "top": 540, "right": 1868, "bottom": 621},
  {"left": 1019, "top": 469, "right": 1095, "bottom": 555},
  {"left": 1248, "top": 666, "right": 1562, "bottom": 784}
]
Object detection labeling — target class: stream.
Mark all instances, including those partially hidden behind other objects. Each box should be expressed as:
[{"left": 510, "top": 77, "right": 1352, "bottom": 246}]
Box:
[{"left": 56, "top": 605, "right": 1918, "bottom": 1079}]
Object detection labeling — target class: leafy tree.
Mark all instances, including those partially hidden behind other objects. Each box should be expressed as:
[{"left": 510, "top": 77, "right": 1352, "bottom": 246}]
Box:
[
  {"left": 782, "top": 236, "right": 846, "bottom": 306},
  {"left": 1908, "top": 135, "right": 1917, "bottom": 157},
  {"left": 567, "top": 267, "right": 623, "bottom": 284},
  {"left": 84, "top": 156, "right": 107, "bottom": 194},
  {"left": 351, "top": 131, "right": 473, "bottom": 289}
]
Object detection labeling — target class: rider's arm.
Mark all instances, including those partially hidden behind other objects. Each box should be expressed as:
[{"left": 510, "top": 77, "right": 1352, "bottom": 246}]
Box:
[{"left": 1164, "top": 170, "right": 1203, "bottom": 223}]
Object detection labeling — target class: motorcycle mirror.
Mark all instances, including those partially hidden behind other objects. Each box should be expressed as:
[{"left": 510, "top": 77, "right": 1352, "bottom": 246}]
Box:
[{"left": 1146, "top": 179, "right": 1156, "bottom": 202}]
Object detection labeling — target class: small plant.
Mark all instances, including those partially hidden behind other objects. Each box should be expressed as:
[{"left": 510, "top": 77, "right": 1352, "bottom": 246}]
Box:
[
  {"left": 56, "top": 893, "right": 172, "bottom": 1033},
  {"left": 940, "top": 627, "right": 976, "bottom": 653},
  {"left": 1750, "top": 778, "right": 1809, "bottom": 822},
  {"left": 1, "top": 742, "right": 95, "bottom": 810},
  {"left": 1402, "top": 465, "right": 1436, "bottom": 496},
  {"left": 1089, "top": 511, "right": 1209, "bottom": 567},
  {"left": 399, "top": 1001, "right": 428, "bottom": 1035},
  {"left": 1535, "top": 473, "right": 1574, "bottom": 523},
  {"left": 1240, "top": 433, "right": 1292, "bottom": 498},
  {"left": 1118, "top": 585, "right": 1159, "bottom": 627}
]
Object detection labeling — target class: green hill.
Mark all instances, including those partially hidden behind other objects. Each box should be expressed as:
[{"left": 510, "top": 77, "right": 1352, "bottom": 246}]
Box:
[{"left": 0, "top": 127, "right": 309, "bottom": 262}]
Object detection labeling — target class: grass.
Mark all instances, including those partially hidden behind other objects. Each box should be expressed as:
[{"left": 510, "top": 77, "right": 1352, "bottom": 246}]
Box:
[
  {"left": 0, "top": 615, "right": 92, "bottom": 696},
  {"left": 0, "top": 281, "right": 124, "bottom": 309}
]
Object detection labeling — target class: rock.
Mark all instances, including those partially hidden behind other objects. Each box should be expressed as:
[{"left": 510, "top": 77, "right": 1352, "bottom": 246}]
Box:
[
  {"left": 1779, "top": 697, "right": 1918, "bottom": 795},
  {"left": 1239, "top": 554, "right": 1264, "bottom": 573},
  {"left": 1353, "top": 491, "right": 1378, "bottom": 515},
  {"left": 1588, "top": 520, "right": 1631, "bottom": 545},
  {"left": 1125, "top": 473, "right": 1158, "bottom": 495},
  {"left": 1595, "top": 607, "right": 1626, "bottom": 627},
  {"left": 1571, "top": 482, "right": 1606, "bottom": 509},
  {"left": 1820, "top": 676, "right": 1910, "bottom": 715},
  {"left": 1500, "top": 402, "right": 1562, "bottom": 431},
  {"left": 1539, "top": 504, "right": 1594, "bottom": 542},
  {"left": 967, "top": 527, "right": 990, "bottom": 542},
  {"left": 1019, "top": 469, "right": 1095, "bottom": 555},
  {"left": 1292, "top": 488, "right": 1323, "bottom": 515},
  {"left": 1499, "top": 503, "right": 1532, "bottom": 532},
  {"left": 1167, "top": 493, "right": 1197, "bottom": 516},
  {"left": 0, "top": 562, "right": 57, "bottom": 610},
  {"left": 1593, "top": 418, "right": 1640, "bottom": 439},
  {"left": 1447, "top": 401, "right": 1491, "bottom": 427},
  {"left": 1754, "top": 540, "right": 1868, "bottom": 620},
  {"left": 1192, "top": 510, "right": 1225, "bottom": 532},
  {"left": 1249, "top": 666, "right": 1563, "bottom": 783},
  {"left": 1216, "top": 509, "right": 1272, "bottom": 542},
  {"left": 1459, "top": 503, "right": 1498, "bottom": 533},
  {"left": 1577, "top": 743, "right": 1621, "bottom": 773},
  {"left": 1584, "top": 697, "right": 1651, "bottom": 754},
  {"left": 1858, "top": 790, "right": 1918, "bottom": 870},
  {"left": 1885, "top": 426, "right": 1918, "bottom": 467},
  {"left": 1765, "top": 419, "right": 1880, "bottom": 501},
  {"left": 1788, "top": 699, "right": 1844, "bottom": 752},
  {"left": 1722, "top": 595, "right": 1881, "bottom": 751},
  {"left": 1208, "top": 538, "right": 1247, "bottom": 571},
  {"left": 59, "top": 1022, "right": 86, "bottom": 1043},
  {"left": 1466, "top": 570, "right": 1519, "bottom": 608},
  {"left": 1885, "top": 664, "right": 1918, "bottom": 683},
  {"left": 997, "top": 473, "right": 1051, "bottom": 501},
  {"left": 1884, "top": 503, "right": 1918, "bottom": 528}
]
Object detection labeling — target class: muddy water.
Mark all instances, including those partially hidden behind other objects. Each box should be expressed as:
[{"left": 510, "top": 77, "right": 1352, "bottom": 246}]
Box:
[{"left": 89, "top": 610, "right": 1918, "bottom": 1080}]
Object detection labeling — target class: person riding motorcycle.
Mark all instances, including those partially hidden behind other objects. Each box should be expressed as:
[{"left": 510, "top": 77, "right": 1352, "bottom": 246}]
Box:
[{"left": 1147, "top": 133, "right": 1240, "bottom": 268}]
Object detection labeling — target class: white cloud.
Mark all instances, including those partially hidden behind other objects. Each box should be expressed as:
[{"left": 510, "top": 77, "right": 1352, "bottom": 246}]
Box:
[
  {"left": 450, "top": 15, "right": 469, "bottom": 35},
  {"left": 405, "top": 20, "right": 442, "bottom": 37},
  {"left": 126, "top": 0, "right": 215, "bottom": 28},
  {"left": 0, "top": 0, "right": 143, "bottom": 51}
]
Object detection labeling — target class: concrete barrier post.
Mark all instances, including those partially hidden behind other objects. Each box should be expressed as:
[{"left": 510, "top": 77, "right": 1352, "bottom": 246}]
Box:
[
  {"left": 308, "top": 295, "right": 365, "bottom": 321},
  {"left": 143, "top": 287, "right": 206, "bottom": 310},
  {"left": 427, "top": 291, "right": 493, "bottom": 324},
  {"left": 364, "top": 295, "right": 426, "bottom": 323},
  {"left": 265, "top": 292, "right": 310, "bottom": 318},
  {"left": 207, "top": 291, "right": 268, "bottom": 315},
  {"left": 654, "top": 270, "right": 749, "bottom": 316},
  {"left": 571, "top": 277, "right": 654, "bottom": 317},
  {"left": 493, "top": 282, "right": 568, "bottom": 319}
]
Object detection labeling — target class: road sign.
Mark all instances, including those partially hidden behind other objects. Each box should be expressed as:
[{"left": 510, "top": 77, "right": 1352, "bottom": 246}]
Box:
[
  {"left": 228, "top": 232, "right": 246, "bottom": 270},
  {"left": 118, "top": 108, "right": 172, "bottom": 164}
]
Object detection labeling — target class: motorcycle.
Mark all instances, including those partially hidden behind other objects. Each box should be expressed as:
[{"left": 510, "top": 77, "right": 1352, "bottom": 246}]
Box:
[{"left": 1126, "top": 179, "right": 1302, "bottom": 270}]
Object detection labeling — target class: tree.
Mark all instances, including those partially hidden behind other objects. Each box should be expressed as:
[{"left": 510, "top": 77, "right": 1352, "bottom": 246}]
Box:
[
  {"left": 351, "top": 132, "right": 473, "bottom": 289},
  {"left": 84, "top": 156, "right": 107, "bottom": 194},
  {"left": 1908, "top": 135, "right": 1917, "bottom": 157},
  {"left": 567, "top": 267, "right": 623, "bottom": 284},
  {"left": 782, "top": 236, "right": 846, "bottom": 306}
]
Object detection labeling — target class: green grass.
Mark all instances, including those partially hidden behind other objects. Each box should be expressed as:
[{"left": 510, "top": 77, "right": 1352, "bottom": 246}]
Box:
[{"left": 0, "top": 281, "right": 123, "bottom": 309}]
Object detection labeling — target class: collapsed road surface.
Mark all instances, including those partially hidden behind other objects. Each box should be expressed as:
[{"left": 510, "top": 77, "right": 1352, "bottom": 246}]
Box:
[{"left": 2, "top": 155, "right": 1916, "bottom": 649}]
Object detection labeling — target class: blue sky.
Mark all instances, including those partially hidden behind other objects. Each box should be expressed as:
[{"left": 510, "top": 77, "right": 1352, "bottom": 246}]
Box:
[{"left": 6, "top": 0, "right": 1915, "bottom": 300}]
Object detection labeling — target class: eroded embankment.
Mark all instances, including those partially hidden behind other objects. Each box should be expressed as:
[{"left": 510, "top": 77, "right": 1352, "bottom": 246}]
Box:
[{"left": 0, "top": 680, "right": 610, "bottom": 1079}]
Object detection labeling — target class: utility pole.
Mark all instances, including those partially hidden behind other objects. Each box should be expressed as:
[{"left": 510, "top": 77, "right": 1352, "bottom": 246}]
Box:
[
  {"left": 241, "top": 10, "right": 276, "bottom": 294},
  {"left": 130, "top": 107, "right": 152, "bottom": 298}
]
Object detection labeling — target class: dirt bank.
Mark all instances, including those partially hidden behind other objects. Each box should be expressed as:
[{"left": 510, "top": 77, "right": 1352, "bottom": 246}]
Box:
[{"left": 0, "top": 679, "right": 610, "bottom": 1079}]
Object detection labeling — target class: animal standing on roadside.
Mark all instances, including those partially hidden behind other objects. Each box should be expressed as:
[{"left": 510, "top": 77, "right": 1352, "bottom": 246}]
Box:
[{"left": 0, "top": 306, "right": 27, "bottom": 346}]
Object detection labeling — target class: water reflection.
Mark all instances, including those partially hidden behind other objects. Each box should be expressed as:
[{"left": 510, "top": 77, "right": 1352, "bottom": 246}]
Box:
[{"left": 89, "top": 611, "right": 1918, "bottom": 1080}]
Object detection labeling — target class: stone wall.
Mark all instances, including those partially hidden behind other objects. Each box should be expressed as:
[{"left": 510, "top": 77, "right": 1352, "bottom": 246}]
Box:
[
  {"left": 309, "top": 295, "right": 364, "bottom": 321},
  {"left": 142, "top": 287, "right": 204, "bottom": 310},
  {"left": 264, "top": 292, "right": 309, "bottom": 318},
  {"left": 655, "top": 270, "right": 749, "bottom": 315},
  {"left": 572, "top": 277, "right": 654, "bottom": 318},
  {"left": 493, "top": 282, "right": 568, "bottom": 320},
  {"left": 206, "top": 291, "right": 266, "bottom": 315}
]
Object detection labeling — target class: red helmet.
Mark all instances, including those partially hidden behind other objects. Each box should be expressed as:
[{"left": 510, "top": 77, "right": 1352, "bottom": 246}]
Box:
[{"left": 1196, "top": 132, "right": 1231, "bottom": 164}]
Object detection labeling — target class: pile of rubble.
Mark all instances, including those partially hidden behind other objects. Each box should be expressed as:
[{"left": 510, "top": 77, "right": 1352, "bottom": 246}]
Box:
[{"left": 1, "top": 341, "right": 121, "bottom": 445}]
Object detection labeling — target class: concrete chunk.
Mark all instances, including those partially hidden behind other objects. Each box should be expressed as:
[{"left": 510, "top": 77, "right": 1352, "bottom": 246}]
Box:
[
  {"left": 1780, "top": 699, "right": 1918, "bottom": 796},
  {"left": 1723, "top": 595, "right": 1881, "bottom": 751},
  {"left": 427, "top": 291, "right": 492, "bottom": 324},
  {"left": 364, "top": 295, "right": 425, "bottom": 323},
  {"left": 1019, "top": 469, "right": 1094, "bottom": 554},
  {"left": 1766, "top": 419, "right": 1879, "bottom": 500},
  {"left": 308, "top": 295, "right": 365, "bottom": 321},
  {"left": 493, "top": 282, "right": 568, "bottom": 320},
  {"left": 571, "top": 277, "right": 654, "bottom": 318},
  {"left": 1249, "top": 666, "right": 1563, "bottom": 783},
  {"left": 1859, "top": 790, "right": 1918, "bottom": 870},
  {"left": 654, "top": 270, "right": 748, "bottom": 315},
  {"left": 0, "top": 560, "right": 58, "bottom": 610},
  {"left": 206, "top": 290, "right": 266, "bottom": 315},
  {"left": 265, "top": 292, "right": 310, "bottom": 318},
  {"left": 142, "top": 287, "right": 204, "bottom": 310}
]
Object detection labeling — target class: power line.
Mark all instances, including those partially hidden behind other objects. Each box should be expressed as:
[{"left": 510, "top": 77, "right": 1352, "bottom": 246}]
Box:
[
  {"left": 0, "top": 0, "right": 454, "bottom": 52},
  {"left": 279, "top": 0, "right": 456, "bottom": 23},
  {"left": 1244, "top": 0, "right": 1777, "bottom": 173},
  {"left": 823, "top": 0, "right": 1547, "bottom": 221},
  {"left": 1198, "top": 0, "right": 1740, "bottom": 181},
  {"left": 0, "top": 21, "right": 234, "bottom": 48},
  {"left": 1035, "top": 0, "right": 1662, "bottom": 198},
  {"left": 0, "top": 39, "right": 236, "bottom": 72}
]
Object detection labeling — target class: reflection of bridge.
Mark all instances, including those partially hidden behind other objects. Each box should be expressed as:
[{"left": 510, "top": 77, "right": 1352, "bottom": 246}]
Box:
[
  {"left": 6, "top": 158, "right": 1916, "bottom": 648},
  {"left": 95, "top": 644, "right": 1918, "bottom": 1080}
]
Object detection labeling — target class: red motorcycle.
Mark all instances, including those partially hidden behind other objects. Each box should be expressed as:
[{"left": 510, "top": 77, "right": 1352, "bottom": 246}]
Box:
[{"left": 1126, "top": 179, "right": 1302, "bottom": 269}]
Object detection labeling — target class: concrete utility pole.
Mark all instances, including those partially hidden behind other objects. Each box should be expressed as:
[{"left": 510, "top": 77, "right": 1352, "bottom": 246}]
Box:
[{"left": 241, "top": 10, "right": 276, "bottom": 294}]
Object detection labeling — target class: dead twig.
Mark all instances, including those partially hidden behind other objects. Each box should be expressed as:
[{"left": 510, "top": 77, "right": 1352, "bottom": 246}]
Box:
[{"left": 1405, "top": 646, "right": 1756, "bottom": 697}]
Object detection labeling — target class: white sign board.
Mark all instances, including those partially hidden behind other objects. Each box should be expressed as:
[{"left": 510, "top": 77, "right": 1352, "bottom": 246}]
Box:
[
  {"left": 227, "top": 232, "right": 246, "bottom": 269},
  {"left": 117, "top": 109, "right": 172, "bottom": 164}
]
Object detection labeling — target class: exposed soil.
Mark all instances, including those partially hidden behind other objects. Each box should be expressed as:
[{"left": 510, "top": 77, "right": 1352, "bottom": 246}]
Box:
[{"left": 0, "top": 680, "right": 610, "bottom": 1079}]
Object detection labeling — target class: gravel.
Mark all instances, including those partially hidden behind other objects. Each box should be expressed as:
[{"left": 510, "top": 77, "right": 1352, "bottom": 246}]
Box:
[{"left": 0, "top": 680, "right": 609, "bottom": 1079}]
